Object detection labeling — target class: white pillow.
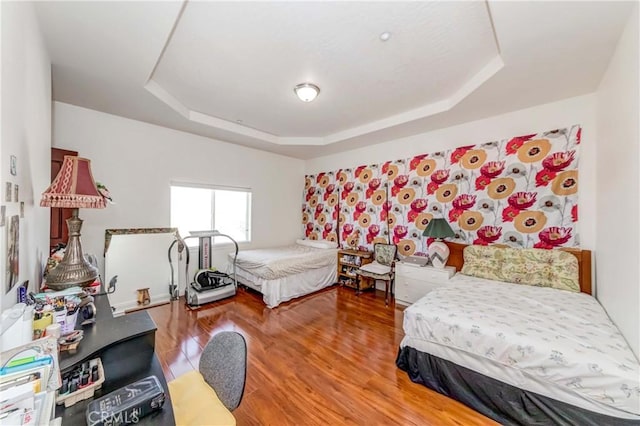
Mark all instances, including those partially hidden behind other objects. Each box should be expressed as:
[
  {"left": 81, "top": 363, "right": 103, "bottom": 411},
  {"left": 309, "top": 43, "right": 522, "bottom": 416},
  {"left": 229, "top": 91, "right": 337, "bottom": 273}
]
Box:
[{"left": 296, "top": 239, "right": 338, "bottom": 249}]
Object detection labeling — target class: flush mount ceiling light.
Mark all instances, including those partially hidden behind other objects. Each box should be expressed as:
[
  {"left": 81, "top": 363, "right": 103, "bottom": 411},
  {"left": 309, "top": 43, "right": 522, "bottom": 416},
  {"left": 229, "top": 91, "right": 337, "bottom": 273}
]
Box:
[{"left": 294, "top": 83, "right": 320, "bottom": 102}]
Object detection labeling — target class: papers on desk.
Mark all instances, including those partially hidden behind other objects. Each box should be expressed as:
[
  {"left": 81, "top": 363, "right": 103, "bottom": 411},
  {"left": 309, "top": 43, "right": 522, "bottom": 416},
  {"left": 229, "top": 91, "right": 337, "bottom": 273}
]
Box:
[{"left": 1, "top": 337, "right": 60, "bottom": 426}]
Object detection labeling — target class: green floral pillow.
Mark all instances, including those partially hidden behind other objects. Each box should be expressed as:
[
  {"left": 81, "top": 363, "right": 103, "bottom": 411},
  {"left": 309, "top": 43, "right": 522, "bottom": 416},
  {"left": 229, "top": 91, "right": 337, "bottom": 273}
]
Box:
[{"left": 461, "top": 245, "right": 580, "bottom": 292}]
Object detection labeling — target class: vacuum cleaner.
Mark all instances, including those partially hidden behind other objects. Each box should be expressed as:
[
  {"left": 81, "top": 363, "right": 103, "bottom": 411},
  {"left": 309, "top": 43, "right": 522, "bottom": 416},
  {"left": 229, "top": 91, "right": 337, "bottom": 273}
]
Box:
[{"left": 169, "top": 230, "right": 238, "bottom": 307}]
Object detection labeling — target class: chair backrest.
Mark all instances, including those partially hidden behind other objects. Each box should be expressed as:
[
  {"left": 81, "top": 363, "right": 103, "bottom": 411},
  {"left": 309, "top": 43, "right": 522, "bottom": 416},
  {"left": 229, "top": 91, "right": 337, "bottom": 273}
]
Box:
[
  {"left": 374, "top": 243, "right": 397, "bottom": 266},
  {"left": 199, "top": 331, "right": 247, "bottom": 411}
]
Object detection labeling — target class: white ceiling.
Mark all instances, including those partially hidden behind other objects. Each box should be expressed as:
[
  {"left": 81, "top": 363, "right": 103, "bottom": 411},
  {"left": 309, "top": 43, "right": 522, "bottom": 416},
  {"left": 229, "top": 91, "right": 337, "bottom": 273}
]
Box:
[{"left": 34, "top": 1, "right": 634, "bottom": 159}]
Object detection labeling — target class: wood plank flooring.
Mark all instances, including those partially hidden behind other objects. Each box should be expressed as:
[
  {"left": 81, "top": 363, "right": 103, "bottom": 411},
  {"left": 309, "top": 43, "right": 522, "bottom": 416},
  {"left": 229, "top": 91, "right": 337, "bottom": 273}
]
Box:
[{"left": 147, "top": 286, "right": 496, "bottom": 425}]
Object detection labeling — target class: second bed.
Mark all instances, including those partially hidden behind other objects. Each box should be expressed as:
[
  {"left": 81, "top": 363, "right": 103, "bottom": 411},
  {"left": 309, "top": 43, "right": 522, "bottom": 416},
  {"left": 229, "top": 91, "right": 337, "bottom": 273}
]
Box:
[{"left": 230, "top": 239, "right": 338, "bottom": 308}]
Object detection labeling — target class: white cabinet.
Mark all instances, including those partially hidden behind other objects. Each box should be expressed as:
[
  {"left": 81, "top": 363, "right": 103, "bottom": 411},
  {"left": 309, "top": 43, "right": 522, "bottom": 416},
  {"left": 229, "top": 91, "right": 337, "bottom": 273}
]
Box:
[{"left": 395, "top": 263, "right": 456, "bottom": 306}]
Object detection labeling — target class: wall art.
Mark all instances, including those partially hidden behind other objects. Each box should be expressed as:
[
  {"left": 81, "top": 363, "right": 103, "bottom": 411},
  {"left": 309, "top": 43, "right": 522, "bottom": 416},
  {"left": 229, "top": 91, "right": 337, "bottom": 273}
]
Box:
[{"left": 6, "top": 215, "right": 19, "bottom": 293}]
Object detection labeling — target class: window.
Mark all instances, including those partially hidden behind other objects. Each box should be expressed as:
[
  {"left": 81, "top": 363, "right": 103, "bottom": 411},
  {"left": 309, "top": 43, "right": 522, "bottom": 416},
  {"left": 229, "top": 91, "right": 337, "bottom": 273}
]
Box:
[{"left": 170, "top": 184, "right": 251, "bottom": 246}]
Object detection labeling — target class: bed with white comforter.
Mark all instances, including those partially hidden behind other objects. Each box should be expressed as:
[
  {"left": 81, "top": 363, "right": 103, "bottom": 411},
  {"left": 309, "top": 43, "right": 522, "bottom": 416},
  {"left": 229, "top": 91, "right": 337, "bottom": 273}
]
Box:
[
  {"left": 400, "top": 273, "right": 640, "bottom": 422},
  {"left": 230, "top": 241, "right": 337, "bottom": 308}
]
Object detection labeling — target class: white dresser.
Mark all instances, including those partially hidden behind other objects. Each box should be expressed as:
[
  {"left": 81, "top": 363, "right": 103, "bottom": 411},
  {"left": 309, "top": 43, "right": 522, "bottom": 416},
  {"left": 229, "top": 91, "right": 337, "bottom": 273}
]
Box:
[{"left": 395, "top": 262, "right": 456, "bottom": 306}]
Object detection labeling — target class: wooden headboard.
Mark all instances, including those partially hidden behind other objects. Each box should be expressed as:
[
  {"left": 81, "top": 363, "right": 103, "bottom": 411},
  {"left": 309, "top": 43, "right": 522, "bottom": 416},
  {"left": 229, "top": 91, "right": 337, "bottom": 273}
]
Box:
[{"left": 445, "top": 242, "right": 593, "bottom": 295}]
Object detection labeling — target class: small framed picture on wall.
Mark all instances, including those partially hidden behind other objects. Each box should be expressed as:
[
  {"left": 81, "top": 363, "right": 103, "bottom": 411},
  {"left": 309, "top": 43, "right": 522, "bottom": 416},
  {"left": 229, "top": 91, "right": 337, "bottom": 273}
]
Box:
[
  {"left": 0, "top": 206, "right": 5, "bottom": 226},
  {"left": 14, "top": 185, "right": 19, "bottom": 202},
  {"left": 5, "top": 183, "right": 11, "bottom": 202},
  {"left": 20, "top": 202, "right": 24, "bottom": 218},
  {"left": 10, "top": 155, "right": 17, "bottom": 176}
]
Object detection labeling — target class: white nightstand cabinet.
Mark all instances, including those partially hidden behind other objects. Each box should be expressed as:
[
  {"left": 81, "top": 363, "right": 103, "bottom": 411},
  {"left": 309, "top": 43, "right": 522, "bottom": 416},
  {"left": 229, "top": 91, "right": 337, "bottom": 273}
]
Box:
[{"left": 395, "top": 263, "right": 456, "bottom": 306}]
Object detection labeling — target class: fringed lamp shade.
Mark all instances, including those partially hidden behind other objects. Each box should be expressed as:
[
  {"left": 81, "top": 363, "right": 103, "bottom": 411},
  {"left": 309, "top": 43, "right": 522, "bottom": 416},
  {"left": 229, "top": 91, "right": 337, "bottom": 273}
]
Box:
[
  {"left": 41, "top": 156, "right": 106, "bottom": 209},
  {"left": 41, "top": 156, "right": 105, "bottom": 290},
  {"left": 422, "top": 218, "right": 455, "bottom": 269}
]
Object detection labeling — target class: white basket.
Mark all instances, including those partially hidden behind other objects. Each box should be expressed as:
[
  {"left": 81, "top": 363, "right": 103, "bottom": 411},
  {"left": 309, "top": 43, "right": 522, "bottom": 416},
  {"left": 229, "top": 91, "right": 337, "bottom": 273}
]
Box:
[{"left": 55, "top": 358, "right": 105, "bottom": 408}]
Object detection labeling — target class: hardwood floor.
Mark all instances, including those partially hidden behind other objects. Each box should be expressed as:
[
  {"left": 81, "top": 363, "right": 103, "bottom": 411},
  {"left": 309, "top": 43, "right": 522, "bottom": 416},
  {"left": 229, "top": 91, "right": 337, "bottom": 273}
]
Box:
[{"left": 147, "top": 286, "right": 496, "bottom": 425}]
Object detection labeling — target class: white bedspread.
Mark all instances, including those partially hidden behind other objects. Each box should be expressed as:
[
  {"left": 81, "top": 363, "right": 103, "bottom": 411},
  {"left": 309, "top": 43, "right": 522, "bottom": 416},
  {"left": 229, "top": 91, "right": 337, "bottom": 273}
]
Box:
[
  {"left": 231, "top": 244, "right": 337, "bottom": 280},
  {"left": 402, "top": 274, "right": 640, "bottom": 418}
]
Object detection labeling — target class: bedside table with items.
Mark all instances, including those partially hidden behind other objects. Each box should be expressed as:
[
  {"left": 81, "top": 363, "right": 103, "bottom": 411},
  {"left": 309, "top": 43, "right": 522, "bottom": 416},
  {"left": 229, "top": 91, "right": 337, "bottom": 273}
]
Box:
[{"left": 395, "top": 262, "right": 456, "bottom": 306}]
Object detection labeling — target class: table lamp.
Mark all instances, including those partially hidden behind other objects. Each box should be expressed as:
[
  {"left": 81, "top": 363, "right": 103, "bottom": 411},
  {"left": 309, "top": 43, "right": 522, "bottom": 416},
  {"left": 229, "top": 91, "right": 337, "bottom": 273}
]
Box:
[
  {"left": 40, "top": 156, "right": 106, "bottom": 290},
  {"left": 422, "top": 218, "right": 455, "bottom": 268}
]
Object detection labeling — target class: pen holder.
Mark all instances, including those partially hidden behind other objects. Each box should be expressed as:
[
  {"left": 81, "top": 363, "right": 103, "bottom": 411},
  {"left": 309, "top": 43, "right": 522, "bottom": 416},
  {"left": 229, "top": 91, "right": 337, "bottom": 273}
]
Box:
[{"left": 56, "top": 358, "right": 105, "bottom": 408}]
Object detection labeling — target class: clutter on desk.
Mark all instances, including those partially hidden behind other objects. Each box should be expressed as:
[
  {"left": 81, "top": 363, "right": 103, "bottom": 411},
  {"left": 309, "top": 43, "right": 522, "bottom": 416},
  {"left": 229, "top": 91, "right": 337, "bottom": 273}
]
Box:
[
  {"left": 0, "top": 337, "right": 60, "bottom": 426},
  {"left": 55, "top": 357, "right": 104, "bottom": 408},
  {"left": 32, "top": 289, "right": 84, "bottom": 340},
  {"left": 85, "top": 375, "right": 165, "bottom": 426}
]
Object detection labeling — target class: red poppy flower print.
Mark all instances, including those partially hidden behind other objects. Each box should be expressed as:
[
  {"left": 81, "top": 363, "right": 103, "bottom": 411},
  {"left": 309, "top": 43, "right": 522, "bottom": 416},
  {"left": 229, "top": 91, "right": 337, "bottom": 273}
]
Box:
[
  {"left": 427, "top": 182, "right": 439, "bottom": 195},
  {"left": 410, "top": 199, "right": 428, "bottom": 213},
  {"left": 533, "top": 241, "right": 554, "bottom": 249},
  {"left": 306, "top": 186, "right": 315, "bottom": 201},
  {"left": 367, "top": 224, "right": 380, "bottom": 237},
  {"left": 452, "top": 194, "right": 476, "bottom": 211},
  {"left": 316, "top": 173, "right": 325, "bottom": 184},
  {"left": 507, "top": 192, "right": 537, "bottom": 209},
  {"left": 369, "top": 178, "right": 381, "bottom": 191},
  {"left": 572, "top": 205, "right": 578, "bottom": 222},
  {"left": 475, "top": 175, "right": 492, "bottom": 191},
  {"left": 472, "top": 238, "right": 488, "bottom": 246},
  {"left": 407, "top": 210, "right": 419, "bottom": 223},
  {"left": 409, "top": 154, "right": 428, "bottom": 171},
  {"left": 542, "top": 151, "right": 576, "bottom": 172},
  {"left": 382, "top": 161, "right": 391, "bottom": 175},
  {"left": 576, "top": 128, "right": 581, "bottom": 144},
  {"left": 342, "top": 223, "right": 354, "bottom": 236},
  {"left": 450, "top": 146, "right": 474, "bottom": 164},
  {"left": 382, "top": 201, "right": 391, "bottom": 212},
  {"left": 538, "top": 227, "right": 572, "bottom": 247},
  {"left": 332, "top": 207, "right": 339, "bottom": 221},
  {"left": 365, "top": 188, "right": 374, "bottom": 199},
  {"left": 355, "top": 201, "right": 367, "bottom": 213},
  {"left": 535, "top": 169, "right": 557, "bottom": 187},
  {"left": 394, "top": 175, "right": 409, "bottom": 188},
  {"left": 354, "top": 165, "right": 366, "bottom": 178},
  {"left": 394, "top": 225, "right": 408, "bottom": 239},
  {"left": 501, "top": 206, "right": 520, "bottom": 222},
  {"left": 380, "top": 210, "right": 387, "bottom": 222},
  {"left": 341, "top": 181, "right": 355, "bottom": 199},
  {"left": 505, "top": 134, "right": 535, "bottom": 155},
  {"left": 353, "top": 211, "right": 362, "bottom": 221},
  {"left": 430, "top": 169, "right": 450, "bottom": 185},
  {"left": 476, "top": 226, "right": 502, "bottom": 243},
  {"left": 314, "top": 204, "right": 324, "bottom": 218},
  {"left": 391, "top": 185, "right": 401, "bottom": 197},
  {"left": 480, "top": 161, "right": 505, "bottom": 178},
  {"left": 448, "top": 209, "right": 463, "bottom": 223}
]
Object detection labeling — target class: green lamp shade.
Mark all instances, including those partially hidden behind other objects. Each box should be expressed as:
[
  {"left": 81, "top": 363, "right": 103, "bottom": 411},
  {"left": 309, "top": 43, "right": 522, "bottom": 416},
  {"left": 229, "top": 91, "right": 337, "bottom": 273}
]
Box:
[{"left": 422, "top": 218, "right": 455, "bottom": 239}]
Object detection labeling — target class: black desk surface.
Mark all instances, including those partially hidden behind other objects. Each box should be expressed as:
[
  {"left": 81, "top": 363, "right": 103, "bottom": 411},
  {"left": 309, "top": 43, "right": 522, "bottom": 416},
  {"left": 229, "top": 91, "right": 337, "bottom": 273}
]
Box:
[{"left": 55, "top": 294, "right": 175, "bottom": 425}]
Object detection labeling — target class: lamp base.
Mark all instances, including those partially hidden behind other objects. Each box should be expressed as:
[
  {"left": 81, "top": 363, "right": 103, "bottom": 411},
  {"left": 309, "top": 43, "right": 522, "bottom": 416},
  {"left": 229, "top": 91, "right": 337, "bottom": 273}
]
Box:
[
  {"left": 45, "top": 209, "right": 98, "bottom": 291},
  {"left": 428, "top": 240, "right": 450, "bottom": 269}
]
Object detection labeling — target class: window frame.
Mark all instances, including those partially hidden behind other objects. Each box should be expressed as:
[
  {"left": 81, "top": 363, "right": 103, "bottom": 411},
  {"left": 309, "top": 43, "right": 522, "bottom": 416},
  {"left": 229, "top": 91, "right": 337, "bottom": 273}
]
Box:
[{"left": 170, "top": 182, "right": 252, "bottom": 246}]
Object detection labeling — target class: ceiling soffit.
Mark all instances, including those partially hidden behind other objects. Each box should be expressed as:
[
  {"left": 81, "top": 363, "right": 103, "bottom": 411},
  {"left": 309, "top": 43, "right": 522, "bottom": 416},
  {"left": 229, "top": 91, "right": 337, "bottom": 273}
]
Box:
[{"left": 145, "top": 1, "right": 503, "bottom": 147}]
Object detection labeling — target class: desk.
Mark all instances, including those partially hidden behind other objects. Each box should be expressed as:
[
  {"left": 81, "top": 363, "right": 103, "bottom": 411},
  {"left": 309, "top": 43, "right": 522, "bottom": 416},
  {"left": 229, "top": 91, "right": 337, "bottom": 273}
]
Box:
[{"left": 55, "top": 294, "right": 175, "bottom": 425}]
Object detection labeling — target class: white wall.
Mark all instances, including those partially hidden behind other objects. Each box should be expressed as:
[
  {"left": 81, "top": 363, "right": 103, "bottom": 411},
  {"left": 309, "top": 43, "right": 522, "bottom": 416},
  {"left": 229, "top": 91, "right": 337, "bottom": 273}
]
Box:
[
  {"left": 307, "top": 94, "right": 598, "bottom": 250},
  {"left": 0, "top": 2, "right": 51, "bottom": 310},
  {"left": 595, "top": 7, "right": 639, "bottom": 358},
  {"left": 53, "top": 102, "right": 304, "bottom": 303}
]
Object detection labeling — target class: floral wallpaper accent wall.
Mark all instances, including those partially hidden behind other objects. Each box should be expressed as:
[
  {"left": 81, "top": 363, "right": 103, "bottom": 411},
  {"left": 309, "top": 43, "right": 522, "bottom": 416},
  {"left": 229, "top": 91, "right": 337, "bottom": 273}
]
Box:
[
  {"left": 303, "top": 125, "right": 581, "bottom": 255},
  {"left": 336, "top": 164, "right": 390, "bottom": 250},
  {"left": 302, "top": 172, "right": 338, "bottom": 242}
]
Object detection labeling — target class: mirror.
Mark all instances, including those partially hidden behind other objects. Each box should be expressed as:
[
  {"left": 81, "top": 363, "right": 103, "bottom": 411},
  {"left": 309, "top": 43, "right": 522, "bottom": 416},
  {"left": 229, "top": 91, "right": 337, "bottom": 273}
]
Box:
[{"left": 104, "top": 228, "right": 183, "bottom": 316}]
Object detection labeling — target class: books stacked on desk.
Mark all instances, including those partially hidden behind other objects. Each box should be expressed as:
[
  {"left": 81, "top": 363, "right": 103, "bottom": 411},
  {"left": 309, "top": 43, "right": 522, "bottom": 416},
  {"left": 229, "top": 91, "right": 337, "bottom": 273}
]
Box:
[{"left": 0, "top": 337, "right": 60, "bottom": 425}]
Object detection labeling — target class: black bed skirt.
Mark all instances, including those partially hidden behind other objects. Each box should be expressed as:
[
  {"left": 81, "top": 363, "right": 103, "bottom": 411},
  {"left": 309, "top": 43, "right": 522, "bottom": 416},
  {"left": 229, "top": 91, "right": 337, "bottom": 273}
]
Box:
[{"left": 396, "top": 345, "right": 639, "bottom": 426}]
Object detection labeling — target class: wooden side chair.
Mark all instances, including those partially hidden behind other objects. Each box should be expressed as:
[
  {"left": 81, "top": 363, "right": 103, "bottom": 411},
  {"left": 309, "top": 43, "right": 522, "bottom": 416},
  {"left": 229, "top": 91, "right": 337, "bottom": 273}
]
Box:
[{"left": 355, "top": 243, "right": 398, "bottom": 306}]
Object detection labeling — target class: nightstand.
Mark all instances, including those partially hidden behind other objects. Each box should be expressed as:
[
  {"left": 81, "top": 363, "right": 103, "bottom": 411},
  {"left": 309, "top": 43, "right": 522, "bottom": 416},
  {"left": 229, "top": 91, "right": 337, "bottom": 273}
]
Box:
[{"left": 395, "top": 263, "right": 456, "bottom": 306}]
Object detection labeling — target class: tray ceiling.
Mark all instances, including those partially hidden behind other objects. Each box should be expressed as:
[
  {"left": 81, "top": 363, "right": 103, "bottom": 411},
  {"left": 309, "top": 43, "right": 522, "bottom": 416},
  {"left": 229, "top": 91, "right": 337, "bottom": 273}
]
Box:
[{"left": 33, "top": 1, "right": 635, "bottom": 159}]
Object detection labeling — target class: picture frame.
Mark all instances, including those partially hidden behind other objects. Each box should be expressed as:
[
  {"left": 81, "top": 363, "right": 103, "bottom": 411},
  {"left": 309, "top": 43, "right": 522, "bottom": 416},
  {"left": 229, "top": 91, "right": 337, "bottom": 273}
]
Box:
[
  {"left": 14, "top": 184, "right": 19, "bottom": 202},
  {"left": 5, "top": 182, "right": 11, "bottom": 202},
  {"left": 0, "top": 206, "right": 5, "bottom": 226},
  {"left": 10, "top": 155, "right": 17, "bottom": 176},
  {"left": 6, "top": 215, "right": 19, "bottom": 293},
  {"left": 20, "top": 202, "right": 24, "bottom": 218}
]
